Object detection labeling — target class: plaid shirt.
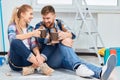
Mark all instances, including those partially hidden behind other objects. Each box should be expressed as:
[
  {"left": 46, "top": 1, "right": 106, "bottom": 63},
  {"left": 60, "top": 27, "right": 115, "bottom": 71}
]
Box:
[
  {"left": 8, "top": 23, "right": 38, "bottom": 50},
  {"left": 35, "top": 19, "right": 76, "bottom": 44}
]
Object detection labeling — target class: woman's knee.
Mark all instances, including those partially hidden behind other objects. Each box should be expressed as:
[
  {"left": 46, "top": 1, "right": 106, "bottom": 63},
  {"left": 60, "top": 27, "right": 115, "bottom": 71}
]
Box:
[{"left": 11, "top": 39, "right": 22, "bottom": 47}]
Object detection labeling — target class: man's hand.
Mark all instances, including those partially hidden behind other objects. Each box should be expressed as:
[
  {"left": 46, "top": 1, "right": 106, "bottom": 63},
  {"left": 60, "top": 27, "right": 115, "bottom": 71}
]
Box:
[
  {"left": 58, "top": 30, "right": 72, "bottom": 40},
  {"left": 61, "top": 38, "right": 73, "bottom": 47},
  {"left": 58, "top": 31, "right": 67, "bottom": 40}
]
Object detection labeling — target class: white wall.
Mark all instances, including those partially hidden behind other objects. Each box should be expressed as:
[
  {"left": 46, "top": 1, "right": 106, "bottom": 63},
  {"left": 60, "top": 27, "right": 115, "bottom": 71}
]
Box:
[
  {"left": 1, "top": 0, "right": 31, "bottom": 52},
  {"left": 0, "top": 19, "right": 2, "bottom": 51},
  {"left": 1, "top": 0, "right": 120, "bottom": 52},
  {"left": 98, "top": 13, "right": 120, "bottom": 48}
]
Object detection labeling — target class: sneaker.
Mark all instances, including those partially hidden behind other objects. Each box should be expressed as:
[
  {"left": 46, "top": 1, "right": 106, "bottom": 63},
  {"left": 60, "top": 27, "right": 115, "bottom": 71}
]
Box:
[
  {"left": 76, "top": 64, "right": 94, "bottom": 77},
  {"left": 22, "top": 66, "right": 35, "bottom": 76},
  {"left": 101, "top": 54, "right": 117, "bottom": 80},
  {"left": 37, "top": 63, "right": 54, "bottom": 76}
]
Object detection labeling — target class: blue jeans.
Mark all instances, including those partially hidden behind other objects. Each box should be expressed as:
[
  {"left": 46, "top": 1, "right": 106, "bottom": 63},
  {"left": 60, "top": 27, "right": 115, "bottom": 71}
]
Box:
[
  {"left": 41, "top": 43, "right": 102, "bottom": 78},
  {"left": 8, "top": 39, "right": 33, "bottom": 71}
]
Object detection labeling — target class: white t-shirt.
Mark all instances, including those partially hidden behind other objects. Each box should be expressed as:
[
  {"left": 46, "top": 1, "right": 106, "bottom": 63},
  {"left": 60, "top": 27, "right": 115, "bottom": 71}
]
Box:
[{"left": 22, "top": 28, "right": 30, "bottom": 49}]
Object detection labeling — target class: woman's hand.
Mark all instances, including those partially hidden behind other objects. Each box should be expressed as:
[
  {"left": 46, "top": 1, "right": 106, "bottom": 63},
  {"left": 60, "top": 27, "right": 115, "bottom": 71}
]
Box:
[
  {"left": 32, "top": 29, "right": 41, "bottom": 37},
  {"left": 36, "top": 53, "right": 45, "bottom": 65}
]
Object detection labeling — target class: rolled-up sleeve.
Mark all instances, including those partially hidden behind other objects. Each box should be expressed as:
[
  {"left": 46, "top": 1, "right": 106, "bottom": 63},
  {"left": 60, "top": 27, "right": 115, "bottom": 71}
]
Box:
[
  {"left": 28, "top": 26, "right": 38, "bottom": 50},
  {"left": 8, "top": 24, "right": 16, "bottom": 43},
  {"left": 30, "top": 37, "right": 38, "bottom": 49}
]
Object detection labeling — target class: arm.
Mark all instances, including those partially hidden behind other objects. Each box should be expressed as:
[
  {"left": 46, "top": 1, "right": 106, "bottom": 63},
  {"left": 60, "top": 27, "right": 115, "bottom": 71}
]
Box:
[
  {"left": 32, "top": 47, "right": 40, "bottom": 56},
  {"left": 8, "top": 24, "right": 40, "bottom": 42},
  {"left": 8, "top": 24, "right": 17, "bottom": 43},
  {"left": 16, "top": 29, "right": 40, "bottom": 40},
  {"left": 16, "top": 32, "right": 34, "bottom": 40},
  {"left": 35, "top": 22, "right": 50, "bottom": 44},
  {"left": 32, "top": 47, "right": 45, "bottom": 64},
  {"left": 57, "top": 20, "right": 75, "bottom": 47},
  {"left": 58, "top": 20, "right": 76, "bottom": 40},
  {"left": 58, "top": 30, "right": 72, "bottom": 40}
]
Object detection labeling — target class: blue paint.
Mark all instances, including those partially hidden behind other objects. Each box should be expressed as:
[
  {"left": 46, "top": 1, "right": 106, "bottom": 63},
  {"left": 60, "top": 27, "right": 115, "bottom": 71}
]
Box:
[
  {"left": 0, "top": 56, "right": 6, "bottom": 66},
  {"left": 0, "top": 0, "right": 5, "bottom": 52}
]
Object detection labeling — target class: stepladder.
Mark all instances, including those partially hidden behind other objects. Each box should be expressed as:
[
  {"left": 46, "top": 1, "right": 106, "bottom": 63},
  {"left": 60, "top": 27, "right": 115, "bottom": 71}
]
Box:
[{"left": 74, "top": 0, "right": 105, "bottom": 65}]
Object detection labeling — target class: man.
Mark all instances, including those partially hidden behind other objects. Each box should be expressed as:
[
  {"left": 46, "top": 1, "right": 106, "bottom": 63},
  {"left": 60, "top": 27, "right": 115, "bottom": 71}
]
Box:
[{"left": 35, "top": 5, "right": 116, "bottom": 80}]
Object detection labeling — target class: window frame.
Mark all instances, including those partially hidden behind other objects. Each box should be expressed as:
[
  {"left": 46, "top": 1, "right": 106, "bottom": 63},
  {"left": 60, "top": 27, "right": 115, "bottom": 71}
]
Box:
[
  {"left": 36, "top": 0, "right": 72, "bottom": 5},
  {"left": 31, "top": 0, "right": 74, "bottom": 12},
  {"left": 31, "top": 0, "right": 120, "bottom": 13},
  {"left": 84, "top": 0, "right": 118, "bottom": 6}
]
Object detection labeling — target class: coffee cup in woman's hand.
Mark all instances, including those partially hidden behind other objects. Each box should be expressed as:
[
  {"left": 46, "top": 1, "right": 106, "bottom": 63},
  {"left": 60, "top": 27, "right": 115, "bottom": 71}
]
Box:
[{"left": 40, "top": 29, "right": 47, "bottom": 38}]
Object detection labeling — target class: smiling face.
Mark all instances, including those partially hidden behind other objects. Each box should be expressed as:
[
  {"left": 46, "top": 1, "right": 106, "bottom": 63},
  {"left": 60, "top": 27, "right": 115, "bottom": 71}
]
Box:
[
  {"left": 42, "top": 12, "right": 56, "bottom": 28},
  {"left": 21, "top": 9, "right": 33, "bottom": 23},
  {"left": 17, "top": 4, "right": 33, "bottom": 24},
  {"left": 41, "top": 5, "right": 56, "bottom": 28}
]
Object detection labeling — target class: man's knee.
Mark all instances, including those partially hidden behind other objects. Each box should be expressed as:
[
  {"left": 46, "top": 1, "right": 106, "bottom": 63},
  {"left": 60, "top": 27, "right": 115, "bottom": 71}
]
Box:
[{"left": 59, "top": 43, "right": 70, "bottom": 49}]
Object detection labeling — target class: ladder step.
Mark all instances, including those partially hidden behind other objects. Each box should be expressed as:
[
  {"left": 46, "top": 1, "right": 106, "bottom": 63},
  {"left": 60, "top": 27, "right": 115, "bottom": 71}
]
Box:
[
  {"left": 80, "top": 32, "right": 98, "bottom": 35},
  {"left": 76, "top": 18, "right": 93, "bottom": 20},
  {"left": 75, "top": 0, "right": 104, "bottom": 65}
]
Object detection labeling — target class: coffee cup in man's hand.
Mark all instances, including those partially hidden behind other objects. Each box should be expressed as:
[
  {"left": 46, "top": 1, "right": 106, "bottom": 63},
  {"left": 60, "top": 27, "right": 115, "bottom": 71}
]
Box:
[{"left": 50, "top": 32, "right": 59, "bottom": 44}]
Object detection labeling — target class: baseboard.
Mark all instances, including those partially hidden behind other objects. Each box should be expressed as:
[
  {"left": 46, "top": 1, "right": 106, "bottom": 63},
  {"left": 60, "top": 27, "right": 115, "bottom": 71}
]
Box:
[
  {"left": 0, "top": 51, "right": 98, "bottom": 56},
  {"left": 76, "top": 52, "right": 97, "bottom": 56},
  {"left": 0, "top": 52, "right": 8, "bottom": 55}
]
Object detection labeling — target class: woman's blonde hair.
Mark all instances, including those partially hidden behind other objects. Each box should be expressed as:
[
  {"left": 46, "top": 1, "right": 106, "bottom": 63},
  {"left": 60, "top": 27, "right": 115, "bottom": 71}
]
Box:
[{"left": 9, "top": 4, "right": 32, "bottom": 33}]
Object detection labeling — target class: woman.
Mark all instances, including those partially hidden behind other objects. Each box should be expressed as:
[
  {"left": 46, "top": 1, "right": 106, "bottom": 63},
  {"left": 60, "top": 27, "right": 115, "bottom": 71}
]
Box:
[{"left": 8, "top": 4, "right": 54, "bottom": 76}]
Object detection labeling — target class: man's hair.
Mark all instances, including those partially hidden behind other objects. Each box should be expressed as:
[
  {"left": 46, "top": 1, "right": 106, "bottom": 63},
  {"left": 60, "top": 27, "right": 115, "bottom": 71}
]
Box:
[{"left": 41, "top": 5, "right": 55, "bottom": 15}]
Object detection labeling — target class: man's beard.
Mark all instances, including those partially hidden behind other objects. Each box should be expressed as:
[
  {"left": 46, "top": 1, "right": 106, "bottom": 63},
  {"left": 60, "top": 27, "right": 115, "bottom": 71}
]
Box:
[{"left": 45, "top": 22, "right": 54, "bottom": 28}]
